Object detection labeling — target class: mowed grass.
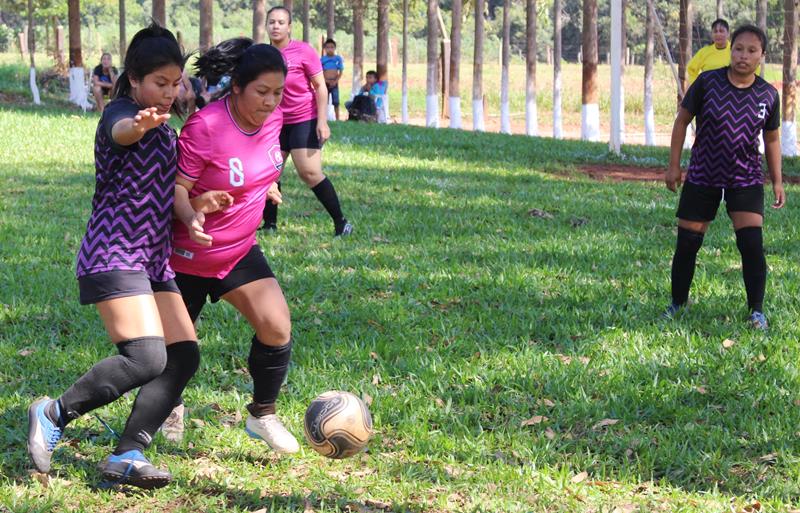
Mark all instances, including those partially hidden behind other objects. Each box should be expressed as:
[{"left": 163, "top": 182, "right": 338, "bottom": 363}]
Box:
[{"left": 3, "top": 103, "right": 800, "bottom": 512}]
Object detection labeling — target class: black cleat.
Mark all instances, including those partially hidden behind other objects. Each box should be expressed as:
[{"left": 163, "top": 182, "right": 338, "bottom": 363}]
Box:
[{"left": 98, "top": 450, "right": 172, "bottom": 489}]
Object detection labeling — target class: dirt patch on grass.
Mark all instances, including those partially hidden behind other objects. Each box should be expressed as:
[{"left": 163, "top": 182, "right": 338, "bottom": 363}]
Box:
[{"left": 574, "top": 163, "right": 800, "bottom": 184}]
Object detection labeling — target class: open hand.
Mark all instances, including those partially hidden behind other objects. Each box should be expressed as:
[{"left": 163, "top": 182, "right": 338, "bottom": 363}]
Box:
[
  {"left": 267, "top": 182, "right": 282, "bottom": 205},
  {"left": 192, "top": 190, "right": 234, "bottom": 214},
  {"left": 132, "top": 107, "right": 171, "bottom": 134}
]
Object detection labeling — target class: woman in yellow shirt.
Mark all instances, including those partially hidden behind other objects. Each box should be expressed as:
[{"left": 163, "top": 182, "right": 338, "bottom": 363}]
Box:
[{"left": 687, "top": 19, "right": 730, "bottom": 84}]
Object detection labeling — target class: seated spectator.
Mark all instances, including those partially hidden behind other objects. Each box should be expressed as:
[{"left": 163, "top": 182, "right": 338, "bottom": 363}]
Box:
[{"left": 91, "top": 53, "right": 118, "bottom": 113}]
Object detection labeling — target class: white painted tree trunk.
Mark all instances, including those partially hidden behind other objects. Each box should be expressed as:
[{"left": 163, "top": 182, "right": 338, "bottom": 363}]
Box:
[
  {"left": 449, "top": 97, "right": 462, "bottom": 129},
  {"left": 525, "top": 97, "right": 537, "bottom": 136},
  {"left": 327, "top": 93, "right": 335, "bottom": 121},
  {"left": 426, "top": 95, "right": 439, "bottom": 128},
  {"left": 29, "top": 68, "right": 40, "bottom": 105},
  {"left": 782, "top": 121, "right": 797, "bottom": 156},
  {"left": 402, "top": 92, "right": 409, "bottom": 124},
  {"left": 553, "top": 87, "right": 562, "bottom": 138},
  {"left": 609, "top": 0, "right": 622, "bottom": 154},
  {"left": 69, "top": 67, "right": 90, "bottom": 110},
  {"left": 473, "top": 99, "right": 484, "bottom": 131},
  {"left": 581, "top": 104, "right": 599, "bottom": 141},
  {"left": 380, "top": 94, "right": 389, "bottom": 123},
  {"left": 644, "top": 103, "right": 655, "bottom": 146}
]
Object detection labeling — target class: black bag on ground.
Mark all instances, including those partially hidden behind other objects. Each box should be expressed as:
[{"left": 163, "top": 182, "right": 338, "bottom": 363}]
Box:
[{"left": 347, "top": 94, "right": 378, "bottom": 122}]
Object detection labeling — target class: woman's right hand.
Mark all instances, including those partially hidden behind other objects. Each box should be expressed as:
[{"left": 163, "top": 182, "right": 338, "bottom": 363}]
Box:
[
  {"left": 665, "top": 165, "right": 683, "bottom": 192},
  {"left": 187, "top": 211, "right": 213, "bottom": 246},
  {"left": 191, "top": 190, "right": 234, "bottom": 214},
  {"left": 132, "top": 107, "right": 171, "bottom": 134}
]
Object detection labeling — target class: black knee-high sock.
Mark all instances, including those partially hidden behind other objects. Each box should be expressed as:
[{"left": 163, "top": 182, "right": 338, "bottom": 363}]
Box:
[
  {"left": 736, "top": 226, "right": 767, "bottom": 312},
  {"left": 53, "top": 337, "right": 167, "bottom": 428},
  {"left": 262, "top": 181, "right": 280, "bottom": 227},
  {"left": 671, "top": 227, "right": 705, "bottom": 306},
  {"left": 246, "top": 337, "right": 292, "bottom": 418},
  {"left": 311, "top": 177, "right": 346, "bottom": 227},
  {"left": 114, "top": 340, "right": 201, "bottom": 455}
]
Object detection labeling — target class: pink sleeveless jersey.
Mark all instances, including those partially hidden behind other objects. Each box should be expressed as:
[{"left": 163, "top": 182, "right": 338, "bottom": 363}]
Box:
[
  {"left": 171, "top": 98, "right": 284, "bottom": 278},
  {"left": 280, "top": 40, "right": 323, "bottom": 124}
]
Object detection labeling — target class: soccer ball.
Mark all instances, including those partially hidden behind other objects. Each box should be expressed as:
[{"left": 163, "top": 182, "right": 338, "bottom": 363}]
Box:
[{"left": 303, "top": 391, "right": 373, "bottom": 459}]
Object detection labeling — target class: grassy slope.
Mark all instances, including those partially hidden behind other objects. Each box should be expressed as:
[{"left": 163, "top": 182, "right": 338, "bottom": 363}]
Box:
[{"left": 2, "top": 101, "right": 800, "bottom": 512}]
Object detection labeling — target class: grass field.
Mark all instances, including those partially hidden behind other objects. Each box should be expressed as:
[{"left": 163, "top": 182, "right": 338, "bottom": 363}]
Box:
[{"left": 4, "top": 89, "right": 800, "bottom": 512}]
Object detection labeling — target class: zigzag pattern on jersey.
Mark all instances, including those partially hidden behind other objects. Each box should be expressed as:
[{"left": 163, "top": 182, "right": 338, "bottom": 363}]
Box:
[
  {"left": 688, "top": 70, "right": 778, "bottom": 188},
  {"left": 77, "top": 124, "right": 177, "bottom": 280}
]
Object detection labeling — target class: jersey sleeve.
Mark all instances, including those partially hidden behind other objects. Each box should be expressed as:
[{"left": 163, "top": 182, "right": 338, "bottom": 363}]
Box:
[
  {"left": 680, "top": 75, "right": 704, "bottom": 116},
  {"left": 101, "top": 98, "right": 141, "bottom": 152},
  {"left": 337, "top": 56, "right": 344, "bottom": 71},
  {"left": 686, "top": 47, "right": 705, "bottom": 85},
  {"left": 303, "top": 44, "right": 323, "bottom": 79},
  {"left": 177, "top": 112, "right": 211, "bottom": 182},
  {"left": 764, "top": 91, "right": 780, "bottom": 131}
]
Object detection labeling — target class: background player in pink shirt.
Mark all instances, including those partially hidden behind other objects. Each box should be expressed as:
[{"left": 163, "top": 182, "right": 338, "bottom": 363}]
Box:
[
  {"left": 262, "top": 6, "right": 353, "bottom": 237},
  {"left": 167, "top": 40, "right": 300, "bottom": 453}
]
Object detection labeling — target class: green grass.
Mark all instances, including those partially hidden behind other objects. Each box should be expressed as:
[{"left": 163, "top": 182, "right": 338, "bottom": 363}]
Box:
[{"left": 3, "top": 102, "right": 800, "bottom": 512}]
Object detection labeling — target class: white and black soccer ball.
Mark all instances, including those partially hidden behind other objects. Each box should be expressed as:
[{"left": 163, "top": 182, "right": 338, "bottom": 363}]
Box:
[{"left": 303, "top": 391, "right": 373, "bottom": 459}]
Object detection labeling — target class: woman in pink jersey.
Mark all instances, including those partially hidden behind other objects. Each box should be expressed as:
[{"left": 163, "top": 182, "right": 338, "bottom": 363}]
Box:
[
  {"left": 169, "top": 39, "right": 300, "bottom": 453},
  {"left": 262, "top": 5, "right": 353, "bottom": 237}
]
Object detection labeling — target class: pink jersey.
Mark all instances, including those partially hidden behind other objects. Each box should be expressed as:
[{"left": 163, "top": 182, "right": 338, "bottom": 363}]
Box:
[
  {"left": 280, "top": 40, "right": 323, "bottom": 124},
  {"left": 171, "top": 98, "right": 284, "bottom": 278}
]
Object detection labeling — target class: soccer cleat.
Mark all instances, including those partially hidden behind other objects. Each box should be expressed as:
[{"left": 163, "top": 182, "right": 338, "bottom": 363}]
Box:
[
  {"left": 662, "top": 302, "right": 684, "bottom": 319},
  {"left": 749, "top": 311, "right": 768, "bottom": 330},
  {"left": 260, "top": 222, "right": 278, "bottom": 233},
  {"left": 245, "top": 414, "right": 300, "bottom": 454},
  {"left": 335, "top": 221, "right": 353, "bottom": 237},
  {"left": 98, "top": 450, "right": 172, "bottom": 489},
  {"left": 160, "top": 403, "right": 185, "bottom": 442},
  {"left": 27, "top": 397, "right": 64, "bottom": 473}
]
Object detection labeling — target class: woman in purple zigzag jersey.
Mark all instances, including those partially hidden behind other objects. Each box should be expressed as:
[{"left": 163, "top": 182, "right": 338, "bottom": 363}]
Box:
[
  {"left": 26, "top": 23, "right": 208, "bottom": 489},
  {"left": 664, "top": 24, "right": 785, "bottom": 330}
]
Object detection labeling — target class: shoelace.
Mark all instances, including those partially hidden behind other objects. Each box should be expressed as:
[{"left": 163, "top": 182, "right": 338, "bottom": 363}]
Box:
[{"left": 45, "top": 426, "right": 63, "bottom": 451}]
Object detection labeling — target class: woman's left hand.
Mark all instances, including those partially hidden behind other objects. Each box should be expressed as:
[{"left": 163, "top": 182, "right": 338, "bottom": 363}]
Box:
[
  {"left": 772, "top": 182, "right": 786, "bottom": 209},
  {"left": 267, "top": 182, "right": 282, "bottom": 205},
  {"left": 192, "top": 190, "right": 234, "bottom": 214},
  {"left": 317, "top": 120, "right": 330, "bottom": 145}
]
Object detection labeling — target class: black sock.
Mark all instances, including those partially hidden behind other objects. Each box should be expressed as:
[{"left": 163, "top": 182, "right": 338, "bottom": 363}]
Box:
[
  {"left": 56, "top": 337, "right": 167, "bottom": 427},
  {"left": 671, "top": 227, "right": 705, "bottom": 306},
  {"left": 311, "top": 177, "right": 346, "bottom": 228},
  {"left": 246, "top": 337, "right": 292, "bottom": 418},
  {"left": 736, "top": 226, "right": 767, "bottom": 312},
  {"left": 262, "top": 181, "right": 280, "bottom": 227},
  {"left": 114, "top": 341, "right": 200, "bottom": 455}
]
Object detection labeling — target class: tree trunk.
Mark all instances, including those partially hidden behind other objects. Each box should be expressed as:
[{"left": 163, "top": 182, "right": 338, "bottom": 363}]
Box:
[
  {"left": 119, "top": 0, "right": 126, "bottom": 59},
  {"left": 426, "top": 0, "right": 439, "bottom": 127},
  {"left": 500, "top": 0, "right": 511, "bottom": 134},
  {"left": 716, "top": 0, "right": 723, "bottom": 18},
  {"left": 68, "top": 0, "right": 89, "bottom": 109},
  {"left": 644, "top": 0, "right": 655, "bottom": 145},
  {"left": 553, "top": 0, "right": 562, "bottom": 138},
  {"left": 449, "top": 0, "right": 462, "bottom": 128},
  {"left": 619, "top": 0, "right": 626, "bottom": 141},
  {"left": 253, "top": 0, "right": 266, "bottom": 43},
  {"left": 200, "top": 0, "right": 213, "bottom": 52},
  {"left": 581, "top": 0, "right": 598, "bottom": 141},
  {"left": 302, "top": 0, "right": 310, "bottom": 42},
  {"left": 28, "top": 0, "right": 40, "bottom": 104},
  {"left": 402, "top": 0, "right": 409, "bottom": 123},
  {"left": 152, "top": 0, "right": 166, "bottom": 26},
  {"left": 782, "top": 0, "right": 798, "bottom": 155},
  {"left": 377, "top": 0, "right": 389, "bottom": 80},
  {"left": 757, "top": 0, "right": 767, "bottom": 75},
  {"left": 284, "top": 0, "right": 293, "bottom": 13},
  {"left": 326, "top": 0, "right": 335, "bottom": 40},
  {"left": 473, "top": 0, "right": 485, "bottom": 131},
  {"left": 352, "top": 0, "right": 364, "bottom": 97},
  {"left": 678, "top": 0, "right": 692, "bottom": 98},
  {"left": 525, "top": 0, "right": 537, "bottom": 136}
]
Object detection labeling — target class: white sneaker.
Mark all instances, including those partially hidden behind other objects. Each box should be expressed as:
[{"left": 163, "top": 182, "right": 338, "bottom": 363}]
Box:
[
  {"left": 160, "top": 404, "right": 185, "bottom": 442},
  {"left": 245, "top": 414, "right": 300, "bottom": 454}
]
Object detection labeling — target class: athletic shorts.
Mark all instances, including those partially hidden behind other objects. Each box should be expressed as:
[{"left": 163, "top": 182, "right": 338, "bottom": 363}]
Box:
[
  {"left": 78, "top": 270, "right": 180, "bottom": 305},
  {"left": 676, "top": 181, "right": 764, "bottom": 222},
  {"left": 279, "top": 118, "right": 322, "bottom": 152},
  {"left": 174, "top": 244, "right": 275, "bottom": 322},
  {"left": 327, "top": 84, "right": 340, "bottom": 106}
]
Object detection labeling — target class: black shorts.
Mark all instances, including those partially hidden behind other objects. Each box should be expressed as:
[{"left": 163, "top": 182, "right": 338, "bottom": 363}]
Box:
[
  {"left": 174, "top": 245, "right": 275, "bottom": 322},
  {"left": 279, "top": 118, "right": 322, "bottom": 152},
  {"left": 78, "top": 270, "right": 180, "bottom": 305},
  {"left": 676, "top": 182, "right": 764, "bottom": 222}
]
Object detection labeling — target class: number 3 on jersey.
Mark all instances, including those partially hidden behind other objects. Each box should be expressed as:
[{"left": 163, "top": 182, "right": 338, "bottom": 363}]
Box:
[{"left": 229, "top": 157, "right": 245, "bottom": 187}]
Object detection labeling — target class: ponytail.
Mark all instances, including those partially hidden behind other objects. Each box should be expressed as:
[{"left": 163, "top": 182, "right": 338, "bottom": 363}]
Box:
[{"left": 195, "top": 38, "right": 287, "bottom": 101}]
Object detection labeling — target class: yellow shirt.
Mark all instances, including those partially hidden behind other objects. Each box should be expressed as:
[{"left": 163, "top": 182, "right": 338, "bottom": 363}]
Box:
[{"left": 687, "top": 42, "right": 731, "bottom": 84}]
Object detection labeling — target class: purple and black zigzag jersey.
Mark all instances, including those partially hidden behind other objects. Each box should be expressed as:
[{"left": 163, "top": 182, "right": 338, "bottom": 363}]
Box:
[
  {"left": 682, "top": 67, "right": 779, "bottom": 189},
  {"left": 76, "top": 96, "right": 177, "bottom": 282}
]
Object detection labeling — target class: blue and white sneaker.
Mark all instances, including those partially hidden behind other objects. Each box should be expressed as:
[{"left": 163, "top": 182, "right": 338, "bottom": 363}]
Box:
[
  {"left": 98, "top": 450, "right": 172, "bottom": 489},
  {"left": 335, "top": 221, "right": 353, "bottom": 237},
  {"left": 662, "top": 302, "right": 684, "bottom": 319},
  {"left": 749, "top": 311, "right": 768, "bottom": 331},
  {"left": 27, "top": 397, "right": 64, "bottom": 473}
]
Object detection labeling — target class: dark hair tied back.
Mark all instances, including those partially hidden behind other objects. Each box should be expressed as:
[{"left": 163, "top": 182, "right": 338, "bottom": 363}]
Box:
[{"left": 195, "top": 38, "right": 287, "bottom": 100}]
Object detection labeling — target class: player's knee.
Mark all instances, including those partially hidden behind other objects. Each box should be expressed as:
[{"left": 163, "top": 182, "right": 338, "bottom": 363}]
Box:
[
  {"left": 255, "top": 317, "right": 291, "bottom": 346},
  {"left": 118, "top": 336, "right": 168, "bottom": 384},
  {"left": 676, "top": 226, "right": 704, "bottom": 254}
]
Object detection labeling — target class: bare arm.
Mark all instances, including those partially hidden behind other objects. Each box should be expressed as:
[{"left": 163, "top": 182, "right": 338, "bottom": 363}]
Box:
[
  {"left": 310, "top": 72, "right": 331, "bottom": 142},
  {"left": 174, "top": 176, "right": 215, "bottom": 246},
  {"left": 665, "top": 107, "right": 694, "bottom": 192},
  {"left": 111, "top": 107, "right": 170, "bottom": 146},
  {"left": 763, "top": 128, "right": 785, "bottom": 208}
]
